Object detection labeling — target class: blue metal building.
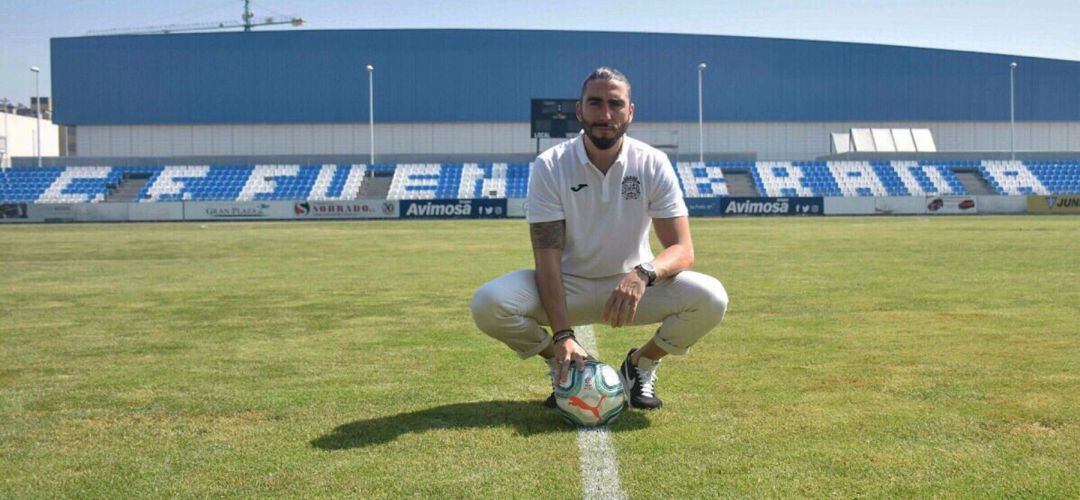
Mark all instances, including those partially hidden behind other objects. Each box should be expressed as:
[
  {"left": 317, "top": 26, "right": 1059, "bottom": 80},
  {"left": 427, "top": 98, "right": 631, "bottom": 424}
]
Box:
[{"left": 49, "top": 29, "right": 1080, "bottom": 160}]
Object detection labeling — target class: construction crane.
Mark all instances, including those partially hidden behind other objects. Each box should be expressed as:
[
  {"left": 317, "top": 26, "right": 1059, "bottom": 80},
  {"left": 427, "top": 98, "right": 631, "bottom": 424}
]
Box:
[{"left": 86, "top": 0, "right": 303, "bottom": 36}]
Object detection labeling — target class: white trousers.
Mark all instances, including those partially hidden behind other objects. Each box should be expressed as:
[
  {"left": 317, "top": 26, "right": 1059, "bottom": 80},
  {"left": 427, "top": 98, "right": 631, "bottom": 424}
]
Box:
[{"left": 471, "top": 269, "right": 728, "bottom": 359}]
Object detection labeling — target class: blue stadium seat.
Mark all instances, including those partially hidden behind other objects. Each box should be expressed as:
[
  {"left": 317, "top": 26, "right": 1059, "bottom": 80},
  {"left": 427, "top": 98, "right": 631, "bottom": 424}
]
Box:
[{"left": 4, "top": 160, "right": 1078, "bottom": 205}]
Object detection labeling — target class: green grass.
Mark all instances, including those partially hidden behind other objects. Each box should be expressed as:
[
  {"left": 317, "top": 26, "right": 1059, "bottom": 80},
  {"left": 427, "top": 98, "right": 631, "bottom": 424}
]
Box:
[{"left": 1, "top": 216, "right": 1077, "bottom": 497}]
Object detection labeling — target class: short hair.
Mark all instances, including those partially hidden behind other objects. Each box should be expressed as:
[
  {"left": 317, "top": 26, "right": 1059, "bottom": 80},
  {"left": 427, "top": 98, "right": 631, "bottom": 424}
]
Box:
[{"left": 580, "top": 67, "right": 632, "bottom": 101}]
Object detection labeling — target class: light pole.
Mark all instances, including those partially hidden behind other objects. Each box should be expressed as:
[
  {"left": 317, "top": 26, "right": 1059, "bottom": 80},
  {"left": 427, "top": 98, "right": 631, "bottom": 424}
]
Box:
[
  {"left": 1009, "top": 61, "right": 1017, "bottom": 161},
  {"left": 697, "top": 63, "right": 706, "bottom": 164},
  {"left": 1, "top": 98, "right": 8, "bottom": 169},
  {"left": 366, "top": 64, "right": 375, "bottom": 165},
  {"left": 31, "top": 66, "right": 41, "bottom": 167}
]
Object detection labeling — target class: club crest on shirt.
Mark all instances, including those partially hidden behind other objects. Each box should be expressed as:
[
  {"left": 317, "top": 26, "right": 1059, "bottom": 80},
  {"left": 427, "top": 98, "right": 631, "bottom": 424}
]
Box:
[{"left": 621, "top": 176, "right": 641, "bottom": 200}]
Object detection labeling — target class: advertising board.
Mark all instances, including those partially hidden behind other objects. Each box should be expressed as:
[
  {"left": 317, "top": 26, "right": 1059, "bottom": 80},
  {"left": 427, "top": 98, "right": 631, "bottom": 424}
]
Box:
[
  {"left": 26, "top": 203, "right": 77, "bottom": 222},
  {"left": 292, "top": 200, "right": 398, "bottom": 219},
  {"left": 925, "top": 196, "right": 977, "bottom": 215},
  {"left": 1027, "top": 195, "right": 1080, "bottom": 214},
  {"left": 400, "top": 199, "right": 507, "bottom": 219},
  {"left": 825, "top": 197, "right": 875, "bottom": 215},
  {"left": 873, "top": 197, "right": 927, "bottom": 215},
  {"left": 718, "top": 197, "right": 823, "bottom": 216},
  {"left": 507, "top": 199, "right": 526, "bottom": 218},
  {"left": 0, "top": 203, "right": 28, "bottom": 220},
  {"left": 129, "top": 202, "right": 184, "bottom": 221},
  {"left": 184, "top": 201, "right": 296, "bottom": 221},
  {"left": 685, "top": 198, "right": 722, "bottom": 216}
]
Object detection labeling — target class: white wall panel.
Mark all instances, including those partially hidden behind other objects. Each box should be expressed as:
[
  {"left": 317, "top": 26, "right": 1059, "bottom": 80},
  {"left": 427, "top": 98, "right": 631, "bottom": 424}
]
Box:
[
  {"left": 939, "top": 124, "right": 960, "bottom": 151},
  {"left": 119, "top": 126, "right": 135, "bottom": 156},
  {"left": 73, "top": 121, "right": 1079, "bottom": 160},
  {"left": 851, "top": 129, "right": 875, "bottom": 151},
  {"left": 359, "top": 124, "right": 372, "bottom": 153},
  {"left": 428, "top": 123, "right": 452, "bottom": 154},
  {"left": 970, "top": 122, "right": 992, "bottom": 151},
  {"left": 74, "top": 126, "right": 95, "bottom": 156},
  {"left": 130, "top": 126, "right": 151, "bottom": 155},
  {"left": 330, "top": 125, "right": 353, "bottom": 155},
  {"left": 191, "top": 126, "right": 212, "bottom": 155},
  {"left": 89, "top": 126, "right": 106, "bottom": 156},
  {"left": 210, "top": 125, "right": 232, "bottom": 155},
  {"left": 389, "top": 123, "right": 411, "bottom": 155},
  {"left": 892, "top": 129, "right": 916, "bottom": 152},
  {"left": 911, "top": 128, "right": 937, "bottom": 152},
  {"left": 268, "top": 126, "right": 291, "bottom": 154},
  {"left": 310, "top": 124, "right": 332, "bottom": 155},
  {"left": 415, "top": 122, "right": 435, "bottom": 154},
  {"left": 233, "top": 125, "right": 253, "bottom": 154},
  {"left": 174, "top": 126, "right": 194, "bottom": 155},
  {"left": 480, "top": 123, "right": 500, "bottom": 154},
  {"left": 871, "top": 129, "right": 896, "bottom": 151},
  {"left": 301, "top": 124, "right": 318, "bottom": 154},
  {"left": 1018, "top": 121, "right": 1033, "bottom": 152},
  {"left": 1048, "top": 122, "right": 1068, "bottom": 151},
  {"left": 150, "top": 127, "right": 172, "bottom": 156},
  {"left": 1030, "top": 122, "right": 1051, "bottom": 151},
  {"left": 251, "top": 125, "right": 273, "bottom": 154}
]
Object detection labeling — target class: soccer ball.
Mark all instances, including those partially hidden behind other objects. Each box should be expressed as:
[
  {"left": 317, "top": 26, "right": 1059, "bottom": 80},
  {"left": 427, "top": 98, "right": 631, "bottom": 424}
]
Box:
[{"left": 554, "top": 360, "right": 626, "bottom": 427}]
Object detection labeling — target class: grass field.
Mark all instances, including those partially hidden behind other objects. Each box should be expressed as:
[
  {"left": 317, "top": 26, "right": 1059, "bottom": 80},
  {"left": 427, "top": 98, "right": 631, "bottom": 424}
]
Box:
[{"left": 1, "top": 216, "right": 1077, "bottom": 497}]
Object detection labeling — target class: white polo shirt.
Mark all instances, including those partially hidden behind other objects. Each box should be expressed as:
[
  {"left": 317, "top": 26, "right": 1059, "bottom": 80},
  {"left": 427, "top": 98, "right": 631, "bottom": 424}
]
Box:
[{"left": 526, "top": 133, "right": 688, "bottom": 279}]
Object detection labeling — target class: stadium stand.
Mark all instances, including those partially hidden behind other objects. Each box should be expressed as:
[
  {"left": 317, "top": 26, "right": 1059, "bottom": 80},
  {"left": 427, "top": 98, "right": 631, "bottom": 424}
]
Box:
[
  {"left": 3, "top": 160, "right": 1079, "bottom": 203},
  {"left": 456, "top": 163, "right": 530, "bottom": 199},
  {"left": 137, "top": 164, "right": 365, "bottom": 202},
  {"left": 0, "top": 167, "right": 65, "bottom": 203},
  {"left": 979, "top": 160, "right": 1080, "bottom": 195},
  {"left": 308, "top": 165, "right": 366, "bottom": 202},
  {"left": 142, "top": 166, "right": 226, "bottom": 202},
  {"left": 0, "top": 166, "right": 130, "bottom": 203},
  {"left": 675, "top": 162, "right": 733, "bottom": 197},
  {"left": 751, "top": 161, "right": 970, "bottom": 197},
  {"left": 386, "top": 163, "right": 530, "bottom": 200}
]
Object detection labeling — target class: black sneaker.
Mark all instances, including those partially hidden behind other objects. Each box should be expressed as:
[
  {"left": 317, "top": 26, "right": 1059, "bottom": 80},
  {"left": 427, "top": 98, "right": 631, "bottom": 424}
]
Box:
[
  {"left": 620, "top": 349, "right": 663, "bottom": 409},
  {"left": 544, "top": 392, "right": 557, "bottom": 408}
]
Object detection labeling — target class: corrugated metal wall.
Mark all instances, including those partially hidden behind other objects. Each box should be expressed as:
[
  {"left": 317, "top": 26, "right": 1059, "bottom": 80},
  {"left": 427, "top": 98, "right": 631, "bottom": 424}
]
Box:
[
  {"left": 52, "top": 29, "right": 1080, "bottom": 126},
  {"left": 75, "top": 121, "right": 1080, "bottom": 160}
]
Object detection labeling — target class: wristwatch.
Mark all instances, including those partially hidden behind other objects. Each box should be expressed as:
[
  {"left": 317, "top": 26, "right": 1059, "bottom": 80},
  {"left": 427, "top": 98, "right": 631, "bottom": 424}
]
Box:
[{"left": 634, "top": 263, "right": 657, "bottom": 287}]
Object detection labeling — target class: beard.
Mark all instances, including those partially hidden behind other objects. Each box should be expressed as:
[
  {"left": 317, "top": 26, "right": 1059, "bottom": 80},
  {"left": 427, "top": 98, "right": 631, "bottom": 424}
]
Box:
[{"left": 581, "top": 118, "right": 628, "bottom": 151}]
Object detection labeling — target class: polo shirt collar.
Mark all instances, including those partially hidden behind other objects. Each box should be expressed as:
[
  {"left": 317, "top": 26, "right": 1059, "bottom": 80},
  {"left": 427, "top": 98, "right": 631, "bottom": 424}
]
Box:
[{"left": 573, "top": 131, "right": 630, "bottom": 172}]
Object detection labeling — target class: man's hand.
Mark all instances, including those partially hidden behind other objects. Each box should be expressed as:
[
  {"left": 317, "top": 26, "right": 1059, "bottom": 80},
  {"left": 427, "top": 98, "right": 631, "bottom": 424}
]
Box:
[
  {"left": 603, "top": 271, "right": 648, "bottom": 327},
  {"left": 554, "top": 337, "right": 592, "bottom": 384}
]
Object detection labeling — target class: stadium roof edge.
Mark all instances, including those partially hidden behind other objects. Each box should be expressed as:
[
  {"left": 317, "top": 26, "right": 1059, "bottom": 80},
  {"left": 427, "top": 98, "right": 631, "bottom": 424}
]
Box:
[
  {"left": 51, "top": 28, "right": 1079, "bottom": 64},
  {"left": 51, "top": 29, "right": 1080, "bottom": 124}
]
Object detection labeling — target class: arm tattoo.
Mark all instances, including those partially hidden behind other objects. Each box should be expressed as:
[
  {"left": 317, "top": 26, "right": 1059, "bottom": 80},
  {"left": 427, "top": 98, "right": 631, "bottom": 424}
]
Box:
[{"left": 530, "top": 220, "right": 566, "bottom": 250}]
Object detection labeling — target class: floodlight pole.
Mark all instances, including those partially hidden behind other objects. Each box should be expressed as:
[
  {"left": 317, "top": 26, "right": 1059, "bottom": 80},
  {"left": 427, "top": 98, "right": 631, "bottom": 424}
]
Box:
[
  {"left": 31, "top": 66, "right": 41, "bottom": 167},
  {"left": 1009, "top": 61, "right": 1017, "bottom": 161},
  {"left": 697, "top": 63, "right": 706, "bottom": 164},
  {"left": 366, "top": 64, "right": 375, "bottom": 165},
  {"left": 1, "top": 98, "right": 8, "bottom": 168}
]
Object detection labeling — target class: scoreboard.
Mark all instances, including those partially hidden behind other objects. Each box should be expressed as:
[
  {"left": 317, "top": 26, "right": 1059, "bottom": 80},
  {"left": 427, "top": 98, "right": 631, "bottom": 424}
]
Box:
[{"left": 530, "top": 99, "right": 580, "bottom": 139}]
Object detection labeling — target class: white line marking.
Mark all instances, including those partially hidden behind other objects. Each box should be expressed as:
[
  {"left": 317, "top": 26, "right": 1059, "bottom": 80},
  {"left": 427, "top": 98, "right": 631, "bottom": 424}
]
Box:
[{"left": 573, "top": 325, "right": 627, "bottom": 500}]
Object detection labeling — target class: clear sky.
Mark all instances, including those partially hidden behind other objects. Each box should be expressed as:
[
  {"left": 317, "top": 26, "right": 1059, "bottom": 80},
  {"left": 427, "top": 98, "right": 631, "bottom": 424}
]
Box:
[{"left": 1, "top": 0, "right": 1077, "bottom": 108}]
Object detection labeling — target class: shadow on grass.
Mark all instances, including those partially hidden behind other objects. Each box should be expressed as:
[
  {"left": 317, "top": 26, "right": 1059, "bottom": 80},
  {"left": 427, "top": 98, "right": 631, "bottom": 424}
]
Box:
[{"left": 311, "top": 399, "right": 650, "bottom": 450}]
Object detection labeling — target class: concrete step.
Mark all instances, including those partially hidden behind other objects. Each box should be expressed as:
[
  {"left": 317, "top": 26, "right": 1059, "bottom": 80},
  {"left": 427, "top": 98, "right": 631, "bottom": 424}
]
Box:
[
  {"left": 954, "top": 170, "right": 997, "bottom": 195},
  {"left": 106, "top": 177, "right": 149, "bottom": 202},
  {"left": 359, "top": 174, "right": 392, "bottom": 198},
  {"left": 724, "top": 171, "right": 760, "bottom": 197}
]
